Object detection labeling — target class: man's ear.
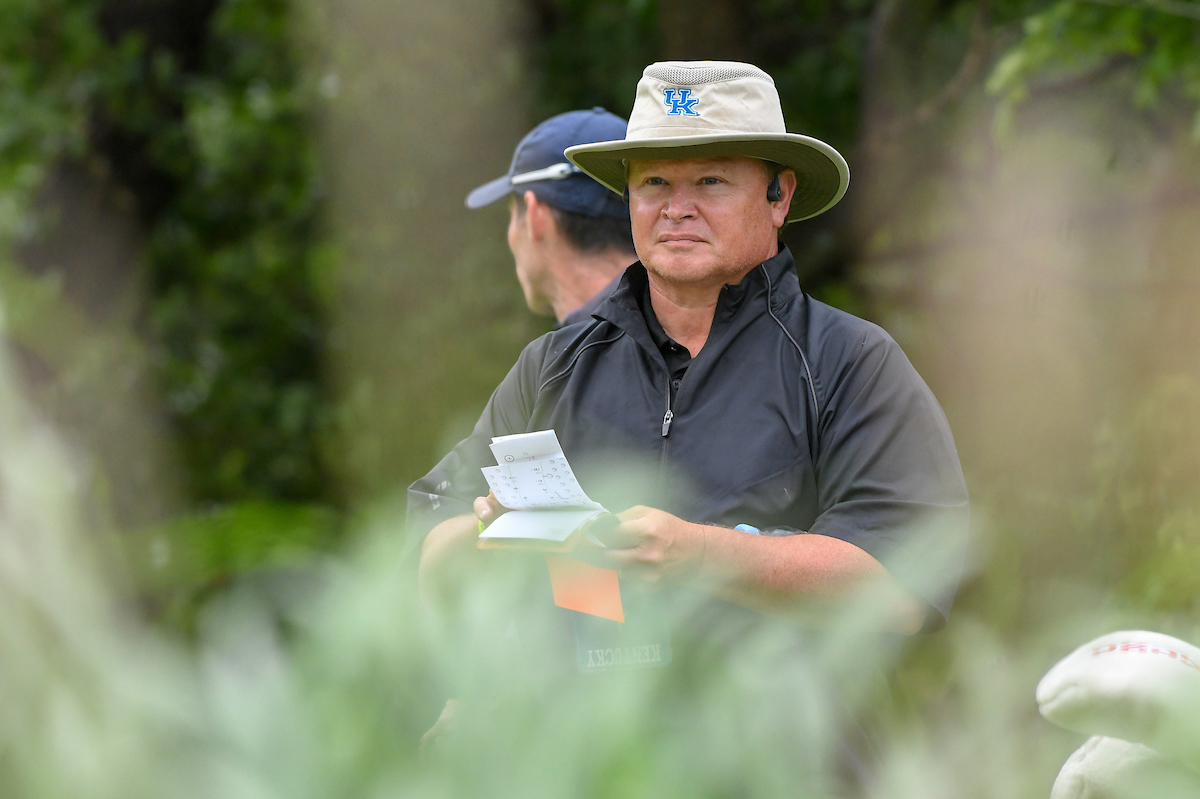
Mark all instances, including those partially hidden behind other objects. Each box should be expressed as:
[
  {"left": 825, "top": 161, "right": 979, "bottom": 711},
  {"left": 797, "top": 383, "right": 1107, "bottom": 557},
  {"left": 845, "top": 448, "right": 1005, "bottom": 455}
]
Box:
[
  {"left": 523, "top": 190, "right": 553, "bottom": 242},
  {"left": 770, "top": 169, "right": 798, "bottom": 227}
]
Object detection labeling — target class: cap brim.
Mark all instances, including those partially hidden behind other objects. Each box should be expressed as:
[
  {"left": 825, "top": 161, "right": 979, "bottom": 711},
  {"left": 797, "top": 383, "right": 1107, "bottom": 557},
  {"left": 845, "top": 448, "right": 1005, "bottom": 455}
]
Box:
[
  {"left": 565, "top": 132, "right": 849, "bottom": 222},
  {"left": 465, "top": 174, "right": 514, "bottom": 209}
]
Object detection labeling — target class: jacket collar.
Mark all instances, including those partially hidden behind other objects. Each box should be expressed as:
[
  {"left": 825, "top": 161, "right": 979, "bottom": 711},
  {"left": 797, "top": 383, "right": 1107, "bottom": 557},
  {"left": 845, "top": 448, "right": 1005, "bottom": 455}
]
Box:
[{"left": 592, "top": 243, "right": 800, "bottom": 349}]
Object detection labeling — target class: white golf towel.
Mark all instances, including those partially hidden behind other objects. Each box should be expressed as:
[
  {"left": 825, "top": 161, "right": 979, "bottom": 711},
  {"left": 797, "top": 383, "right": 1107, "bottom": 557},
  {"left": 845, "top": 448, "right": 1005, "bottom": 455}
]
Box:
[
  {"left": 1038, "top": 630, "right": 1200, "bottom": 771},
  {"left": 1051, "top": 736, "right": 1200, "bottom": 799}
]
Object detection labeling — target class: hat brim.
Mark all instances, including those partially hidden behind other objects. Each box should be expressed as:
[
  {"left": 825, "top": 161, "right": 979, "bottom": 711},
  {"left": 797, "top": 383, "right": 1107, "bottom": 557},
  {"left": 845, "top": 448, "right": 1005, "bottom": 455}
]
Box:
[
  {"left": 465, "top": 174, "right": 514, "bottom": 209},
  {"left": 565, "top": 132, "right": 849, "bottom": 222}
]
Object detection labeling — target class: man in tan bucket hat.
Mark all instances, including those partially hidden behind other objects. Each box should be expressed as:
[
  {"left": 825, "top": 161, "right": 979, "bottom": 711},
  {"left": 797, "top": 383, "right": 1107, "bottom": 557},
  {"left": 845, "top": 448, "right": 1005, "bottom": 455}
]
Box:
[
  {"left": 566, "top": 61, "right": 848, "bottom": 223},
  {"left": 413, "top": 61, "right": 967, "bottom": 658}
]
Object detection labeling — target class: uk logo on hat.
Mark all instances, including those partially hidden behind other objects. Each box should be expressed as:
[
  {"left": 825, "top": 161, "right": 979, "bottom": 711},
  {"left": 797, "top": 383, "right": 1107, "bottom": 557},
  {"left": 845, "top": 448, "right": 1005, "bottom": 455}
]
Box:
[{"left": 663, "top": 88, "right": 699, "bottom": 117}]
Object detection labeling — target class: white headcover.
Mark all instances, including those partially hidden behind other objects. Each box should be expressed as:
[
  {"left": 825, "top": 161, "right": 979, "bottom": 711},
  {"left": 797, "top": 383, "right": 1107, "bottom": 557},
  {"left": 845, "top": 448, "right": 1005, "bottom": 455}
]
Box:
[
  {"left": 1038, "top": 630, "right": 1200, "bottom": 770},
  {"left": 1050, "top": 736, "right": 1200, "bottom": 799}
]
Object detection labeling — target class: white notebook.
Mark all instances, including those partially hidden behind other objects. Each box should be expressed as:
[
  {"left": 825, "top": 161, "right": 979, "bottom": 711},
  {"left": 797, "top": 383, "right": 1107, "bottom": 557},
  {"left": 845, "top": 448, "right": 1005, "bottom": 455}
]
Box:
[{"left": 478, "top": 430, "right": 610, "bottom": 551}]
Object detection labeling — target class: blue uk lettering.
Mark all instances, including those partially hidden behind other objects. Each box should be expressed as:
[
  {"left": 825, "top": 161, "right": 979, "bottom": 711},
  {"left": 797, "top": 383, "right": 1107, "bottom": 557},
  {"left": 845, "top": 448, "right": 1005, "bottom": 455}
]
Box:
[{"left": 663, "top": 88, "right": 700, "bottom": 117}]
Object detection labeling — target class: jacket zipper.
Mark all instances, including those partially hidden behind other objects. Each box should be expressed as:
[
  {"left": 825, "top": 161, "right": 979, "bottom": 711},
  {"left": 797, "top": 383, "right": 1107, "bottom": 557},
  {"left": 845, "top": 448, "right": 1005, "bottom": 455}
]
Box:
[
  {"left": 660, "top": 374, "right": 674, "bottom": 437},
  {"left": 658, "top": 374, "right": 673, "bottom": 490}
]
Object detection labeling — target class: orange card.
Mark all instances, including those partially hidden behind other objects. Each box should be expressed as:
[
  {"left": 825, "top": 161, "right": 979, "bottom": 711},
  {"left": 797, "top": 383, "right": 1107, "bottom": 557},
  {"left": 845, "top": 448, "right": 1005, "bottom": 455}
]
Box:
[{"left": 544, "top": 554, "right": 624, "bottom": 623}]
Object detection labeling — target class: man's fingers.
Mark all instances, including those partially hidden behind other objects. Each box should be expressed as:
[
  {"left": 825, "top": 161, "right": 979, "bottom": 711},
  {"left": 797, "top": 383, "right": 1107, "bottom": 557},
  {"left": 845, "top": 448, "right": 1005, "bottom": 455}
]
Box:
[
  {"left": 579, "top": 518, "right": 654, "bottom": 567},
  {"left": 473, "top": 491, "right": 507, "bottom": 524},
  {"left": 575, "top": 545, "right": 642, "bottom": 571},
  {"left": 589, "top": 515, "right": 642, "bottom": 549},
  {"left": 616, "top": 505, "right": 652, "bottom": 521},
  {"left": 581, "top": 548, "right": 665, "bottom": 586},
  {"left": 473, "top": 496, "right": 493, "bottom": 521}
]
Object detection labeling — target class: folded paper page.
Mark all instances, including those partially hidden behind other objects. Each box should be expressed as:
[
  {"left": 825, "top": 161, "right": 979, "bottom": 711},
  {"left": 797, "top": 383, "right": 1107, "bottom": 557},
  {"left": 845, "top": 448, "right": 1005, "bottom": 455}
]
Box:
[
  {"left": 489, "top": 429, "right": 563, "bottom": 463},
  {"left": 481, "top": 457, "right": 601, "bottom": 511},
  {"left": 479, "top": 507, "right": 605, "bottom": 545}
]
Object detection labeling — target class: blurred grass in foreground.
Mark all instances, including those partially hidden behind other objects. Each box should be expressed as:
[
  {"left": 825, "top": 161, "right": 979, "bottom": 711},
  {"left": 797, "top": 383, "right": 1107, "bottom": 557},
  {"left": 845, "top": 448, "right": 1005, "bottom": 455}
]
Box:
[
  {"left": 0, "top": 316, "right": 1180, "bottom": 798},
  {"left": 0, "top": 324, "right": 1056, "bottom": 797}
]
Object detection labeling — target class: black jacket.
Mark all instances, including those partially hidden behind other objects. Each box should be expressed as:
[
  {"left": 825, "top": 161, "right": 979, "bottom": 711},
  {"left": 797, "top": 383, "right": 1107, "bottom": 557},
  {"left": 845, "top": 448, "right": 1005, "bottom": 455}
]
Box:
[{"left": 409, "top": 246, "right": 968, "bottom": 624}]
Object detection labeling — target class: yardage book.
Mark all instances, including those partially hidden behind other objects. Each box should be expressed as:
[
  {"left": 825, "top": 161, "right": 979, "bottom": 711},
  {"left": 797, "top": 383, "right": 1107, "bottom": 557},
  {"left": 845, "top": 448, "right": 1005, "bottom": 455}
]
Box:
[
  {"left": 478, "top": 430, "right": 671, "bottom": 674},
  {"left": 476, "top": 430, "right": 614, "bottom": 552}
]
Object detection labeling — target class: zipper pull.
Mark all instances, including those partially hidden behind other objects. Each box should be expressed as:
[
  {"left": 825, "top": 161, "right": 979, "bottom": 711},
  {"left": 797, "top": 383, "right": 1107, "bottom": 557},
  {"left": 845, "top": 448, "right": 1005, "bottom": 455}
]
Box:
[{"left": 661, "top": 410, "right": 674, "bottom": 437}]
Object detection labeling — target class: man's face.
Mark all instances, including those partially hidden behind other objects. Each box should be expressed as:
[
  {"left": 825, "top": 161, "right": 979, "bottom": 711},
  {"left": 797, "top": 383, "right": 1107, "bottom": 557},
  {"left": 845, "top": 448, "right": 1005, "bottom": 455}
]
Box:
[
  {"left": 507, "top": 194, "right": 553, "bottom": 316},
  {"left": 626, "top": 157, "right": 790, "bottom": 289}
]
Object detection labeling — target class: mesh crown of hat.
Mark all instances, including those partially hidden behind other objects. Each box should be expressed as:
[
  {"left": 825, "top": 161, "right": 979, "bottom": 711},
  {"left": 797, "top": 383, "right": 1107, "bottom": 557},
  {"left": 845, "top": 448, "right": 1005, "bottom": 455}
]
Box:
[{"left": 643, "top": 62, "right": 774, "bottom": 86}]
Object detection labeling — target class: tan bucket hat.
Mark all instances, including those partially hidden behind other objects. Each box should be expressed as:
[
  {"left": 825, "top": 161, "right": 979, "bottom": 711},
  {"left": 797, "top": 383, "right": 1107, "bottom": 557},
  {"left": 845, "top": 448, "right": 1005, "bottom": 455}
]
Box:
[{"left": 565, "top": 61, "right": 849, "bottom": 223}]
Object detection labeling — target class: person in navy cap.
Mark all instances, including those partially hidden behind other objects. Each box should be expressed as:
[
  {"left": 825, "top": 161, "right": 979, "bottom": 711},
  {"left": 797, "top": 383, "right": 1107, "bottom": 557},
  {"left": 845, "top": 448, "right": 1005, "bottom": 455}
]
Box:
[{"left": 466, "top": 108, "right": 636, "bottom": 327}]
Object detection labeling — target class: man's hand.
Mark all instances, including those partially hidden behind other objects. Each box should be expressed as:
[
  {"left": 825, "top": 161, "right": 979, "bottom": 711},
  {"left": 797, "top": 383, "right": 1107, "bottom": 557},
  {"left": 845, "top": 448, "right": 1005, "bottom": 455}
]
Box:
[
  {"left": 419, "top": 491, "right": 510, "bottom": 612},
  {"left": 585, "top": 505, "right": 708, "bottom": 583},
  {"left": 582, "top": 505, "right": 926, "bottom": 633},
  {"left": 473, "top": 491, "right": 507, "bottom": 526}
]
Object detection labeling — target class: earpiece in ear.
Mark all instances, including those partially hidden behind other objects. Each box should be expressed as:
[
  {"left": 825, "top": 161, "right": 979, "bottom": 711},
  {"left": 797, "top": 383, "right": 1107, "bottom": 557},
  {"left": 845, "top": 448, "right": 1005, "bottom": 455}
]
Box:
[
  {"left": 766, "top": 174, "right": 782, "bottom": 203},
  {"left": 622, "top": 185, "right": 630, "bottom": 205}
]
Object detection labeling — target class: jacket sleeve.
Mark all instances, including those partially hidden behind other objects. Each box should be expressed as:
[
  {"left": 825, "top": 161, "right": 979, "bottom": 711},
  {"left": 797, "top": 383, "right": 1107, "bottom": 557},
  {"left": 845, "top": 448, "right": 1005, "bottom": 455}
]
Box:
[
  {"left": 806, "top": 323, "right": 970, "bottom": 628},
  {"left": 406, "top": 340, "right": 544, "bottom": 539}
]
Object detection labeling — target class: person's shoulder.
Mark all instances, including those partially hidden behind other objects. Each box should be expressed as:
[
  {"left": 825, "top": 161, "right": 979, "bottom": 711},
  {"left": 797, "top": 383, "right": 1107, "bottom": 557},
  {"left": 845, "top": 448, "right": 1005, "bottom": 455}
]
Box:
[
  {"left": 800, "top": 294, "right": 902, "bottom": 364},
  {"left": 519, "top": 317, "right": 626, "bottom": 380},
  {"left": 780, "top": 293, "right": 931, "bottom": 411}
]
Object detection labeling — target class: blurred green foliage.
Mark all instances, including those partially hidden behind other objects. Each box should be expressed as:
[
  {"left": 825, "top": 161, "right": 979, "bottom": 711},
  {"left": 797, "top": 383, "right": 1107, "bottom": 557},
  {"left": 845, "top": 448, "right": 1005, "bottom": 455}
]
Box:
[
  {"left": 110, "top": 0, "right": 331, "bottom": 503},
  {"left": 529, "top": 0, "right": 662, "bottom": 120},
  {"left": 0, "top": 0, "right": 104, "bottom": 225},
  {"left": 1096, "top": 375, "right": 1200, "bottom": 615},
  {"left": 123, "top": 500, "right": 340, "bottom": 632},
  {"left": 1, "top": 0, "right": 329, "bottom": 507},
  {"left": 0, "top": 0, "right": 336, "bottom": 627},
  {"left": 990, "top": 2, "right": 1200, "bottom": 135},
  {"left": 982, "top": 4, "right": 1200, "bottom": 630}
]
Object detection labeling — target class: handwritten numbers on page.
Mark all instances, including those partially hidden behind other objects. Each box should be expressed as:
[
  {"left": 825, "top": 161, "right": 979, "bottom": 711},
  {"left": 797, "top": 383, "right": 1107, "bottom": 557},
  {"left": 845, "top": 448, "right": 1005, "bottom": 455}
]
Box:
[{"left": 481, "top": 456, "right": 596, "bottom": 511}]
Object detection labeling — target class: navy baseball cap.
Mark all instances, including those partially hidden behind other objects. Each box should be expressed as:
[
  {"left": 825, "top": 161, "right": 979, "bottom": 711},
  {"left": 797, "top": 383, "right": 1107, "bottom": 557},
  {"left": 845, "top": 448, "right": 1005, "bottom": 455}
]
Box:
[{"left": 466, "top": 108, "right": 629, "bottom": 219}]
